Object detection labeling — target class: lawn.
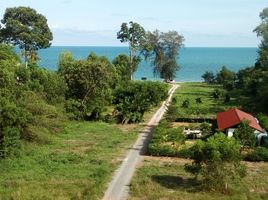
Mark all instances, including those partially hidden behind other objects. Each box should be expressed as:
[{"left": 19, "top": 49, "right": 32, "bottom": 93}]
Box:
[
  {"left": 0, "top": 121, "right": 138, "bottom": 200},
  {"left": 168, "top": 82, "right": 240, "bottom": 119},
  {"left": 129, "top": 157, "right": 268, "bottom": 200}
]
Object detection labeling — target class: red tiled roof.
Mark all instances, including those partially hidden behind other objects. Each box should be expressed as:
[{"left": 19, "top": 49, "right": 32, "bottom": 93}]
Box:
[{"left": 217, "top": 108, "right": 264, "bottom": 132}]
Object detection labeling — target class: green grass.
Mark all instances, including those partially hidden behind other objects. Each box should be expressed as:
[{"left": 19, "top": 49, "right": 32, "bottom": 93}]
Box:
[
  {"left": 169, "top": 82, "right": 240, "bottom": 119},
  {"left": 130, "top": 157, "right": 268, "bottom": 200},
  {"left": 0, "top": 121, "right": 137, "bottom": 200}
]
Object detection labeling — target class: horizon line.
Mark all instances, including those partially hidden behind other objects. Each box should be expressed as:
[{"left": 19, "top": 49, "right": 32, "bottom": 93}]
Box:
[{"left": 49, "top": 45, "right": 258, "bottom": 48}]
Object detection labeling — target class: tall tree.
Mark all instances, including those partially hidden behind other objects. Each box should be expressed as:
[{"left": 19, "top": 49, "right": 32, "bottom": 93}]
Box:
[
  {"left": 117, "top": 21, "right": 146, "bottom": 80},
  {"left": 58, "top": 52, "right": 116, "bottom": 119},
  {"left": 112, "top": 54, "right": 131, "bottom": 82},
  {"left": 254, "top": 7, "right": 268, "bottom": 68},
  {"left": 143, "top": 30, "right": 184, "bottom": 81},
  {"left": 0, "top": 7, "right": 53, "bottom": 66}
]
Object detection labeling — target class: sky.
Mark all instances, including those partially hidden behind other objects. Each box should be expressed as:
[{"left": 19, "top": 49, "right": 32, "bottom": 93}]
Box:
[{"left": 0, "top": 0, "right": 268, "bottom": 47}]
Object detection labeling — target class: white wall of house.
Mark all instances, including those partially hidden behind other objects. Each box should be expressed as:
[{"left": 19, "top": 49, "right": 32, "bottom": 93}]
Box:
[{"left": 226, "top": 128, "right": 235, "bottom": 137}]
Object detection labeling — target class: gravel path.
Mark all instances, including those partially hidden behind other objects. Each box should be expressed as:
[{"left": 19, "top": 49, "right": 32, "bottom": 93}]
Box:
[{"left": 102, "top": 84, "right": 179, "bottom": 200}]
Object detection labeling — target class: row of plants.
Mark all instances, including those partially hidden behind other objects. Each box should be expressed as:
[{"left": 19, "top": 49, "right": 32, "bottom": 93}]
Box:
[{"left": 0, "top": 44, "right": 169, "bottom": 158}]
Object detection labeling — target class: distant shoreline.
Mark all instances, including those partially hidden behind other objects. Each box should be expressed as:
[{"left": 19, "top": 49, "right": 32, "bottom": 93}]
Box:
[{"left": 49, "top": 45, "right": 258, "bottom": 49}]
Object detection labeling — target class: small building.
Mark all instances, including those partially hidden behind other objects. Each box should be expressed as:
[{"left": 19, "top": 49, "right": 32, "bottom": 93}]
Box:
[{"left": 217, "top": 108, "right": 264, "bottom": 137}]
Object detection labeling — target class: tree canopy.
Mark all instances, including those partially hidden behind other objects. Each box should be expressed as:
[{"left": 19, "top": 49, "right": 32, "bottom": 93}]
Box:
[
  {"left": 117, "top": 21, "right": 146, "bottom": 80},
  {"left": 185, "top": 133, "right": 246, "bottom": 193},
  {"left": 143, "top": 30, "right": 184, "bottom": 81},
  {"left": 58, "top": 52, "right": 117, "bottom": 119},
  {"left": 0, "top": 6, "right": 53, "bottom": 65},
  {"left": 254, "top": 7, "right": 268, "bottom": 68}
]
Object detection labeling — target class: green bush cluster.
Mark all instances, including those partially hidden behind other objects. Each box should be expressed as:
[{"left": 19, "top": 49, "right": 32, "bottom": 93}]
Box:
[
  {"left": 185, "top": 133, "right": 246, "bottom": 193},
  {"left": 113, "top": 81, "right": 168, "bottom": 123},
  {"left": 244, "top": 147, "right": 268, "bottom": 161},
  {"left": 0, "top": 44, "right": 67, "bottom": 157}
]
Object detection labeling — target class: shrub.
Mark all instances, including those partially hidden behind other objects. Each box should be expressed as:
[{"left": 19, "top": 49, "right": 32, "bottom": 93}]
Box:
[
  {"left": 200, "top": 122, "right": 212, "bottom": 137},
  {"left": 233, "top": 120, "right": 256, "bottom": 148},
  {"left": 202, "top": 71, "right": 216, "bottom": 84},
  {"left": 113, "top": 81, "right": 168, "bottom": 123},
  {"left": 256, "top": 113, "right": 268, "bottom": 131},
  {"left": 185, "top": 133, "right": 246, "bottom": 193},
  {"left": 212, "top": 89, "right": 221, "bottom": 99},
  {"left": 224, "top": 93, "right": 231, "bottom": 103},
  {"left": 195, "top": 97, "right": 202, "bottom": 104},
  {"left": 0, "top": 97, "right": 31, "bottom": 158},
  {"left": 244, "top": 147, "right": 268, "bottom": 161},
  {"left": 182, "top": 99, "right": 190, "bottom": 108}
]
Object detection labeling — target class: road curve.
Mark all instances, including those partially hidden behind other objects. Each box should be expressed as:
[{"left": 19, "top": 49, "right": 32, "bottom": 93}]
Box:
[{"left": 102, "top": 84, "right": 179, "bottom": 200}]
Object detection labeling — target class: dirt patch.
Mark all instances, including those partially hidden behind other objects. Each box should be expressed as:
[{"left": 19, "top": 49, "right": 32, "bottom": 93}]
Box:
[{"left": 144, "top": 156, "right": 191, "bottom": 164}]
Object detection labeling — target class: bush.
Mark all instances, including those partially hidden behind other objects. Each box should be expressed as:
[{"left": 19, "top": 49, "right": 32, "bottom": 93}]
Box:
[
  {"left": 233, "top": 120, "right": 256, "bottom": 148},
  {"left": 202, "top": 71, "right": 216, "bottom": 84},
  {"left": 185, "top": 133, "right": 246, "bottom": 193},
  {"left": 257, "top": 113, "right": 268, "bottom": 131},
  {"left": 182, "top": 99, "right": 190, "bottom": 108},
  {"left": 212, "top": 89, "right": 221, "bottom": 99},
  {"left": 0, "top": 97, "right": 31, "bottom": 158},
  {"left": 244, "top": 147, "right": 268, "bottom": 161},
  {"left": 113, "top": 81, "right": 168, "bottom": 123}
]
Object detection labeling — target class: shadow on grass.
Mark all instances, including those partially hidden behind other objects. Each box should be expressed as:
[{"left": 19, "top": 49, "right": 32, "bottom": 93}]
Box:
[{"left": 151, "top": 175, "right": 201, "bottom": 192}]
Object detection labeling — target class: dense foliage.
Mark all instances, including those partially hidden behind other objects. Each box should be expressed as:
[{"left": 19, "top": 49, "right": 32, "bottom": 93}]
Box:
[
  {"left": 0, "top": 7, "right": 53, "bottom": 65},
  {"left": 143, "top": 30, "right": 184, "bottom": 80},
  {"left": 113, "top": 81, "right": 168, "bottom": 123},
  {"left": 0, "top": 44, "right": 67, "bottom": 157},
  {"left": 58, "top": 52, "right": 117, "bottom": 120},
  {"left": 185, "top": 133, "right": 246, "bottom": 193},
  {"left": 201, "top": 8, "right": 268, "bottom": 115},
  {"left": 117, "top": 21, "right": 146, "bottom": 80},
  {"left": 233, "top": 120, "right": 256, "bottom": 148},
  {"left": 244, "top": 147, "right": 268, "bottom": 161}
]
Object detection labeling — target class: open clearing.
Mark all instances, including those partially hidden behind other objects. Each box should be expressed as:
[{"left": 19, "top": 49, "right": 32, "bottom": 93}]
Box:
[{"left": 129, "top": 156, "right": 268, "bottom": 200}]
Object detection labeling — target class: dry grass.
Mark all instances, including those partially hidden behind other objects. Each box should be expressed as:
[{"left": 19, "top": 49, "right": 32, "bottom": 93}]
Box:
[{"left": 130, "top": 157, "right": 268, "bottom": 200}]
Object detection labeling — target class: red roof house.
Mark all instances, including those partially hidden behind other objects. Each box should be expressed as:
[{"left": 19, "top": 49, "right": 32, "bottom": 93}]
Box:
[{"left": 217, "top": 108, "right": 264, "bottom": 132}]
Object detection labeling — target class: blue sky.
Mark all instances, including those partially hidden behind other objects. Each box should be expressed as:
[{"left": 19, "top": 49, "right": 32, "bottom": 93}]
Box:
[{"left": 0, "top": 0, "right": 267, "bottom": 47}]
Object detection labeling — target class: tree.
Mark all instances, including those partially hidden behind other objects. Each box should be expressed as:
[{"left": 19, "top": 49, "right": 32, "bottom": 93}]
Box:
[
  {"left": 254, "top": 7, "right": 268, "bottom": 68},
  {"left": 216, "top": 66, "right": 236, "bottom": 90},
  {"left": 113, "top": 81, "right": 168, "bottom": 123},
  {"left": 234, "top": 120, "right": 256, "bottom": 148},
  {"left": 185, "top": 133, "right": 246, "bottom": 193},
  {"left": 117, "top": 21, "right": 146, "bottom": 80},
  {"left": 112, "top": 54, "right": 132, "bottom": 81},
  {"left": 143, "top": 30, "right": 184, "bottom": 81},
  {"left": 0, "top": 7, "right": 53, "bottom": 66},
  {"left": 202, "top": 71, "right": 216, "bottom": 84},
  {"left": 58, "top": 52, "right": 116, "bottom": 119}
]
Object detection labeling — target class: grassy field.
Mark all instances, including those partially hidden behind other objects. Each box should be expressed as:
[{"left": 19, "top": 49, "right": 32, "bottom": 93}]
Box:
[
  {"left": 169, "top": 82, "right": 239, "bottom": 119},
  {"left": 0, "top": 121, "right": 138, "bottom": 200},
  {"left": 130, "top": 157, "right": 268, "bottom": 200}
]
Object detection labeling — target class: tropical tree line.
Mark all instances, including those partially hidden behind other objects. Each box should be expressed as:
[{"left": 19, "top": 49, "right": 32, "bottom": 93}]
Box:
[
  {"left": 0, "top": 6, "right": 179, "bottom": 158},
  {"left": 202, "top": 8, "right": 268, "bottom": 114}
]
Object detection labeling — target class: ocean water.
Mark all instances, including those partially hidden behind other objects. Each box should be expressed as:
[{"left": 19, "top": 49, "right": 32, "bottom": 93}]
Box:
[{"left": 37, "top": 46, "right": 258, "bottom": 82}]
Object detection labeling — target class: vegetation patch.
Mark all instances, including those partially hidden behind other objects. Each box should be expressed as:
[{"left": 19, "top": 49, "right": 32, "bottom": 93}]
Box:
[
  {"left": 148, "top": 121, "right": 193, "bottom": 158},
  {"left": 0, "top": 122, "right": 137, "bottom": 199},
  {"left": 166, "top": 82, "right": 240, "bottom": 121},
  {"left": 129, "top": 157, "right": 268, "bottom": 200}
]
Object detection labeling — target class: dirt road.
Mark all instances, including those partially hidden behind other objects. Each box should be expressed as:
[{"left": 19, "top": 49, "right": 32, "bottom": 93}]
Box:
[{"left": 102, "top": 84, "right": 178, "bottom": 200}]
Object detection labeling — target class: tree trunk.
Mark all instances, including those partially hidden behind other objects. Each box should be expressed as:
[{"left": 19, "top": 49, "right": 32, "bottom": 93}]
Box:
[
  {"left": 129, "top": 45, "right": 133, "bottom": 80},
  {"left": 24, "top": 48, "right": 28, "bottom": 68}
]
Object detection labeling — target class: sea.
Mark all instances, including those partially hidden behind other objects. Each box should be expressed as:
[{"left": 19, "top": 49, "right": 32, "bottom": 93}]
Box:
[{"left": 37, "top": 46, "right": 258, "bottom": 82}]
